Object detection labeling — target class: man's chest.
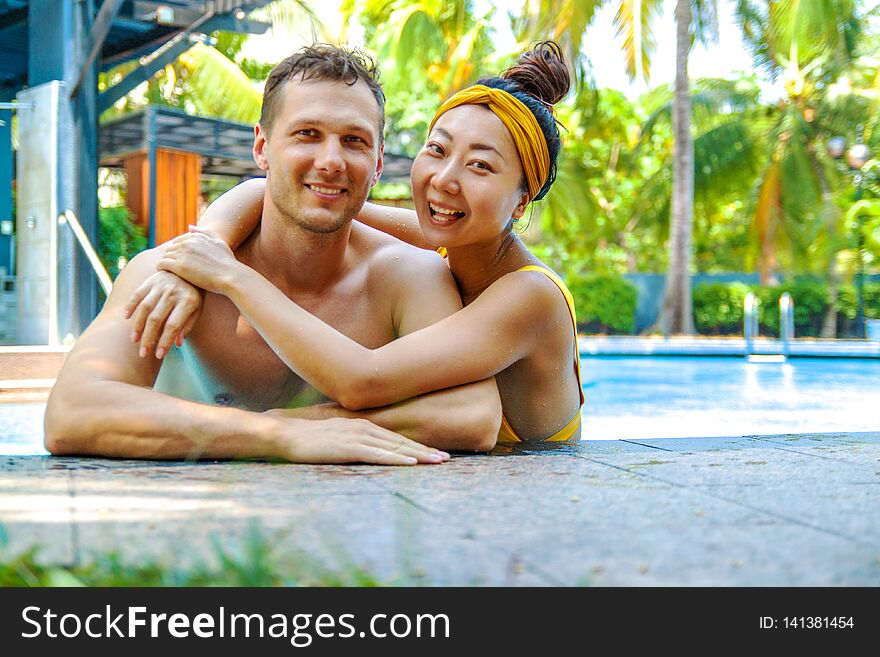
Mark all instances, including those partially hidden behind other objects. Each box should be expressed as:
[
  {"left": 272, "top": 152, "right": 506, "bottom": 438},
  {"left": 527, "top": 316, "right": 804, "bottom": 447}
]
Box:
[{"left": 177, "top": 291, "right": 394, "bottom": 410}]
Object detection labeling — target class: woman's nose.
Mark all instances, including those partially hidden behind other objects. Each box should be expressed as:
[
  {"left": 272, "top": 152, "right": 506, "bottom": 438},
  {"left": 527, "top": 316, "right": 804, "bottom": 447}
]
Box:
[{"left": 432, "top": 161, "right": 460, "bottom": 194}]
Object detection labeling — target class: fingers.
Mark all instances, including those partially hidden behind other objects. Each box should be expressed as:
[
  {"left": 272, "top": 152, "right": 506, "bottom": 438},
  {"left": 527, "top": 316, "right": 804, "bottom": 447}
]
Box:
[
  {"left": 129, "top": 286, "right": 163, "bottom": 344},
  {"left": 155, "top": 301, "right": 195, "bottom": 359},
  {"left": 176, "top": 310, "right": 200, "bottom": 348},
  {"left": 124, "top": 279, "right": 153, "bottom": 320},
  {"left": 139, "top": 291, "right": 176, "bottom": 358},
  {"left": 358, "top": 422, "right": 450, "bottom": 464}
]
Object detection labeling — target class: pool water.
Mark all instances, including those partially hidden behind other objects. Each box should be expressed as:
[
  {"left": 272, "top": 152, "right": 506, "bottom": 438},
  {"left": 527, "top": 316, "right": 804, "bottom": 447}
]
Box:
[
  {"left": 580, "top": 356, "right": 880, "bottom": 440},
  {"left": 1, "top": 356, "right": 878, "bottom": 454}
]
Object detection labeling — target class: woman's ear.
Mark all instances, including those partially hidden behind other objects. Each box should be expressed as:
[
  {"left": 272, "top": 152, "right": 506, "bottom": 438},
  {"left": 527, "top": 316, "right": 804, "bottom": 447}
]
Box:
[{"left": 512, "top": 192, "right": 529, "bottom": 219}]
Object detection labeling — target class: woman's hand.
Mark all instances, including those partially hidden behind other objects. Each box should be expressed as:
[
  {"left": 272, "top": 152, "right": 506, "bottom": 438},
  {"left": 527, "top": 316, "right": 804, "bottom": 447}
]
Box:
[
  {"left": 157, "top": 227, "right": 241, "bottom": 294},
  {"left": 125, "top": 270, "right": 203, "bottom": 359}
]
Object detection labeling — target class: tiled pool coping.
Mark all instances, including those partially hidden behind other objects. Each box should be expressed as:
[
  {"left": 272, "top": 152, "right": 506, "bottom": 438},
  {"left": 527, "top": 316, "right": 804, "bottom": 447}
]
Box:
[{"left": 1, "top": 432, "right": 878, "bottom": 586}]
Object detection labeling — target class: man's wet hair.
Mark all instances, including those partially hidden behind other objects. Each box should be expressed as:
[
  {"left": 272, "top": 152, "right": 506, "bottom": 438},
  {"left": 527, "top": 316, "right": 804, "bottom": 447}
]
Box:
[{"left": 259, "top": 43, "right": 386, "bottom": 140}]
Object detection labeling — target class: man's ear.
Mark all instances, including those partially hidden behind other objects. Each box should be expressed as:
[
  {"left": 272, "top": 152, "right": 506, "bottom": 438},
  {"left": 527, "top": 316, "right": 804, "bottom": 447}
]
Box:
[
  {"left": 253, "top": 124, "right": 269, "bottom": 172},
  {"left": 372, "top": 142, "right": 385, "bottom": 187},
  {"left": 512, "top": 192, "right": 529, "bottom": 219}
]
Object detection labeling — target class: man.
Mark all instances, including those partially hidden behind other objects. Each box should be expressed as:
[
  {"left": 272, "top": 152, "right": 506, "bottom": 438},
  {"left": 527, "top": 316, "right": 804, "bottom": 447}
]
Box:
[{"left": 44, "top": 45, "right": 501, "bottom": 464}]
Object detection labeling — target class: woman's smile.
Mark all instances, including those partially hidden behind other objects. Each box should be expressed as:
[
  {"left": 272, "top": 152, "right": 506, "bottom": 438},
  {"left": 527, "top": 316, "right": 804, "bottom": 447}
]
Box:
[{"left": 428, "top": 201, "right": 466, "bottom": 225}]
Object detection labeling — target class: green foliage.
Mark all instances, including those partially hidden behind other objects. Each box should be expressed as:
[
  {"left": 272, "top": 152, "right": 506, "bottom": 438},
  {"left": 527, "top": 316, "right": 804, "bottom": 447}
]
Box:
[
  {"left": 836, "top": 282, "right": 880, "bottom": 320},
  {"left": 754, "top": 279, "right": 830, "bottom": 337},
  {"left": 693, "top": 279, "right": 831, "bottom": 337},
  {"left": 98, "top": 206, "right": 147, "bottom": 280},
  {"left": 693, "top": 282, "right": 751, "bottom": 335},
  {"left": 567, "top": 272, "right": 637, "bottom": 334},
  {"left": 0, "top": 522, "right": 384, "bottom": 587}
]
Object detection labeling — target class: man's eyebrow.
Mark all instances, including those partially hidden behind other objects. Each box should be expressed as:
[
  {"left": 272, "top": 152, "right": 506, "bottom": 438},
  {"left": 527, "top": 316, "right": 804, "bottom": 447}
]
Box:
[
  {"left": 289, "top": 119, "right": 375, "bottom": 135},
  {"left": 432, "top": 127, "right": 505, "bottom": 159}
]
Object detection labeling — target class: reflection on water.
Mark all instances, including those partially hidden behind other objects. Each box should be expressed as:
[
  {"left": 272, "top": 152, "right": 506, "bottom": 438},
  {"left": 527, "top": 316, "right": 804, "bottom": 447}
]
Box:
[{"left": 581, "top": 356, "right": 880, "bottom": 441}]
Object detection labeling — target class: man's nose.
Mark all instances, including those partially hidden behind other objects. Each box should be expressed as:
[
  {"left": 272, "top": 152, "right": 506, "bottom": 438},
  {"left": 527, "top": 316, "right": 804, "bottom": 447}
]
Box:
[{"left": 314, "top": 138, "right": 346, "bottom": 173}]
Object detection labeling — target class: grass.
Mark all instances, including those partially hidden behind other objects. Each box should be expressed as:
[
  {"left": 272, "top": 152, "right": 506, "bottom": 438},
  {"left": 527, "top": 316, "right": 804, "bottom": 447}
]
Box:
[{"left": 0, "top": 522, "right": 387, "bottom": 587}]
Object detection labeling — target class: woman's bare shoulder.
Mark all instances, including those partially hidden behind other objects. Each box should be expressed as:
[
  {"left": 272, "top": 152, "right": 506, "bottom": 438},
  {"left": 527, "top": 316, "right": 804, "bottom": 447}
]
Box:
[{"left": 477, "top": 266, "right": 572, "bottom": 326}]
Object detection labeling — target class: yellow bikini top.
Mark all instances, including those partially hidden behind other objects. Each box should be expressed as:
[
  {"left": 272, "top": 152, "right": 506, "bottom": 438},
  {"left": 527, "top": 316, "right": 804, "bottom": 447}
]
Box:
[
  {"left": 435, "top": 247, "right": 583, "bottom": 443},
  {"left": 497, "top": 265, "right": 584, "bottom": 443}
]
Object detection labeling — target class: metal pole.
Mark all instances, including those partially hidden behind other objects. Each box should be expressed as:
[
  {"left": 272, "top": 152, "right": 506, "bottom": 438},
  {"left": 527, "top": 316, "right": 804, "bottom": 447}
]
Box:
[
  {"left": 147, "top": 107, "right": 158, "bottom": 247},
  {"left": 854, "top": 173, "right": 865, "bottom": 339}
]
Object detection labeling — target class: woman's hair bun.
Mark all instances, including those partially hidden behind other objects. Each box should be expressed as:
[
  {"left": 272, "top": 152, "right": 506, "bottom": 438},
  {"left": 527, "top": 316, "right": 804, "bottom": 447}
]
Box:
[{"left": 501, "top": 41, "right": 570, "bottom": 106}]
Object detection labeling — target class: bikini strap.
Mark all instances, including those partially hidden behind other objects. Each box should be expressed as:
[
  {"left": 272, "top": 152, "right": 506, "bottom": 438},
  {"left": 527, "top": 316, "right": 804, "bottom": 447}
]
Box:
[{"left": 515, "top": 265, "right": 584, "bottom": 406}]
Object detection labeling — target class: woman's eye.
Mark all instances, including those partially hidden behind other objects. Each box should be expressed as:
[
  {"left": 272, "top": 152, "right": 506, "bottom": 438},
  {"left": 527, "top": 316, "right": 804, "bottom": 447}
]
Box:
[
  {"left": 426, "top": 143, "right": 443, "bottom": 154},
  {"left": 471, "top": 161, "right": 492, "bottom": 171}
]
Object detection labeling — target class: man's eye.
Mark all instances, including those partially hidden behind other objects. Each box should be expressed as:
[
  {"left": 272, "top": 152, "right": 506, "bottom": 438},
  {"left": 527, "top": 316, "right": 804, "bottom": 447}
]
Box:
[{"left": 297, "top": 129, "right": 316, "bottom": 137}]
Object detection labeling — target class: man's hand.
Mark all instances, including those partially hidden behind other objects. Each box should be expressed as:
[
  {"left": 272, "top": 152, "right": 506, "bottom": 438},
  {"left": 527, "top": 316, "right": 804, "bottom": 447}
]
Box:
[{"left": 268, "top": 413, "right": 451, "bottom": 465}]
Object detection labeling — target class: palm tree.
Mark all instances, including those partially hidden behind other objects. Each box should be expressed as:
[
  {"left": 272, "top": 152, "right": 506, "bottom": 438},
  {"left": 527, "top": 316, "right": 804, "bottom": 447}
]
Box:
[
  {"left": 515, "top": 1, "right": 717, "bottom": 335},
  {"left": 100, "top": 1, "right": 325, "bottom": 124},
  {"left": 734, "top": 0, "right": 870, "bottom": 336}
]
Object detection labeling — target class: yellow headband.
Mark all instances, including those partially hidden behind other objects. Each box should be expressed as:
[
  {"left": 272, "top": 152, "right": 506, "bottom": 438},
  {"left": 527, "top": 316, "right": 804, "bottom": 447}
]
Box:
[{"left": 429, "top": 85, "right": 550, "bottom": 201}]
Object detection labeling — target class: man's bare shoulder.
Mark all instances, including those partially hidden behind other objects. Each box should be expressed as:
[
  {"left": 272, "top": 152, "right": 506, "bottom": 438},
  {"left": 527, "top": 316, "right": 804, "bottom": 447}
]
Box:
[
  {"left": 113, "top": 245, "right": 169, "bottom": 289},
  {"left": 351, "top": 221, "right": 448, "bottom": 281},
  {"left": 51, "top": 245, "right": 171, "bottom": 393},
  {"left": 350, "top": 222, "right": 461, "bottom": 335}
]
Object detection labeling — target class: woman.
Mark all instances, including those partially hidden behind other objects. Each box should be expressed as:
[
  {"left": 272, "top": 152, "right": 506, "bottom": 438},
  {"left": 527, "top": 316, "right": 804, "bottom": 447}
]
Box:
[{"left": 128, "top": 42, "right": 584, "bottom": 444}]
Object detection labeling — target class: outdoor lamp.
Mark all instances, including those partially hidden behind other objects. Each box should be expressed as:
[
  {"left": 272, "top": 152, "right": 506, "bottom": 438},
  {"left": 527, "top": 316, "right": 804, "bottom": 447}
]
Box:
[
  {"left": 847, "top": 143, "right": 871, "bottom": 170},
  {"left": 826, "top": 136, "right": 846, "bottom": 160}
]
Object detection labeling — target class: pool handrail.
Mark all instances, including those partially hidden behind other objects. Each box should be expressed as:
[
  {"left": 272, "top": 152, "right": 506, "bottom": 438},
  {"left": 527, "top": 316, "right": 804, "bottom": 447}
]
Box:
[
  {"left": 57, "top": 210, "right": 113, "bottom": 295},
  {"left": 743, "top": 292, "right": 759, "bottom": 355},
  {"left": 780, "top": 292, "right": 794, "bottom": 358}
]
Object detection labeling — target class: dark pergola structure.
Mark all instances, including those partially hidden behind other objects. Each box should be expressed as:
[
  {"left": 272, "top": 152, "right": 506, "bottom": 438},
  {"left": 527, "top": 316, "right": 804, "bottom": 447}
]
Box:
[
  {"left": 0, "top": 0, "right": 272, "bottom": 344},
  {"left": 99, "top": 107, "right": 414, "bottom": 246}
]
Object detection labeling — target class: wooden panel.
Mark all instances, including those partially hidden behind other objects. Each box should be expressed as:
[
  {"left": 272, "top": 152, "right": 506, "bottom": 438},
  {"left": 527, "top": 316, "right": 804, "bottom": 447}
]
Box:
[
  {"left": 123, "top": 149, "right": 201, "bottom": 246},
  {"left": 122, "top": 152, "right": 149, "bottom": 232},
  {"left": 154, "top": 148, "right": 201, "bottom": 245}
]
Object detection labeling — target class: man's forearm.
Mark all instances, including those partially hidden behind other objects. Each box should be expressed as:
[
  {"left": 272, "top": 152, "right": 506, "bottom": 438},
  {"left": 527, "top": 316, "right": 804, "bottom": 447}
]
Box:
[
  {"left": 276, "top": 379, "right": 501, "bottom": 452},
  {"left": 45, "top": 380, "right": 283, "bottom": 461}
]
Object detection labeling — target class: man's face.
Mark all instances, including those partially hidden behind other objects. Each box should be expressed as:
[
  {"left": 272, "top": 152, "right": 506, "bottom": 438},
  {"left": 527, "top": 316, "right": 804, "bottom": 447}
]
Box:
[{"left": 253, "top": 77, "right": 384, "bottom": 234}]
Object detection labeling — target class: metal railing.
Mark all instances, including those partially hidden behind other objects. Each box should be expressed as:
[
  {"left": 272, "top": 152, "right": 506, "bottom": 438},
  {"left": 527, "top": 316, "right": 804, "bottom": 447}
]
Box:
[
  {"left": 57, "top": 210, "right": 113, "bottom": 295},
  {"left": 743, "top": 291, "right": 795, "bottom": 359},
  {"left": 779, "top": 292, "right": 794, "bottom": 358},
  {"left": 743, "top": 292, "right": 759, "bottom": 355}
]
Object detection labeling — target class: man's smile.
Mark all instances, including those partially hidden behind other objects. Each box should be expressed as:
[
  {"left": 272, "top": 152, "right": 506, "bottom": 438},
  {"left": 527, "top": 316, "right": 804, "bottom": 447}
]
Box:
[{"left": 305, "top": 183, "right": 346, "bottom": 198}]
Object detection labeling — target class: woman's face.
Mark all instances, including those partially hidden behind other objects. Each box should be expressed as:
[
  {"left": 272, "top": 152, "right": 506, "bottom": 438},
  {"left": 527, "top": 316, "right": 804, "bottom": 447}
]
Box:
[{"left": 410, "top": 104, "right": 529, "bottom": 248}]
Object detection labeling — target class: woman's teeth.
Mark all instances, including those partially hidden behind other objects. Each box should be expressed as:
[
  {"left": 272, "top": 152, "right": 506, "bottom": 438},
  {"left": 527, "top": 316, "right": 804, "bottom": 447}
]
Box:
[{"left": 429, "top": 203, "right": 465, "bottom": 222}]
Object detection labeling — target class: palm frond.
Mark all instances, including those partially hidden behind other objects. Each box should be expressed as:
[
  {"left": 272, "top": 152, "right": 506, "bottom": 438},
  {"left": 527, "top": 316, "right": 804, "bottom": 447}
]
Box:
[
  {"left": 248, "top": 0, "right": 327, "bottom": 43},
  {"left": 613, "top": 0, "right": 663, "bottom": 83},
  {"left": 177, "top": 43, "right": 262, "bottom": 123}
]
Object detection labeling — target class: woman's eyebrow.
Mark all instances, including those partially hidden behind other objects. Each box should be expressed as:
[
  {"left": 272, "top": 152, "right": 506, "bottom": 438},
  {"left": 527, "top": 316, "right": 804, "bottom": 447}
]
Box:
[
  {"left": 469, "top": 142, "right": 504, "bottom": 159},
  {"left": 433, "top": 127, "right": 504, "bottom": 160}
]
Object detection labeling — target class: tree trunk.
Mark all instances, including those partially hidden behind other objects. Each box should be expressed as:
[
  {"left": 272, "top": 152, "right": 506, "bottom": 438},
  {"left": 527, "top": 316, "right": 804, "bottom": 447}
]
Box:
[{"left": 654, "top": 0, "right": 695, "bottom": 335}]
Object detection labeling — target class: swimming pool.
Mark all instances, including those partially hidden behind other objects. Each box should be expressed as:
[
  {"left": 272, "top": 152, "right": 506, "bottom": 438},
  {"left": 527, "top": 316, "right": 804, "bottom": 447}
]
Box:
[
  {"left": 2, "top": 356, "right": 879, "bottom": 453},
  {"left": 580, "top": 356, "right": 880, "bottom": 440}
]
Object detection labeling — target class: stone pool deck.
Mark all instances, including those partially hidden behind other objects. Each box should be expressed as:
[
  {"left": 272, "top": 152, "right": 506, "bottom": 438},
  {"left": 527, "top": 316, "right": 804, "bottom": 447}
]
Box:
[{"left": 1, "top": 432, "right": 879, "bottom": 586}]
